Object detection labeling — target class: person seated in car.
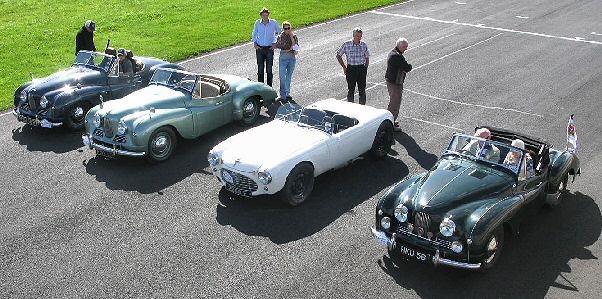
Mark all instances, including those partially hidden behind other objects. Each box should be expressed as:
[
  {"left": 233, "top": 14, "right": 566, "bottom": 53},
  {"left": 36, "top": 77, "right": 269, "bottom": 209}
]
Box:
[
  {"left": 503, "top": 139, "right": 534, "bottom": 179},
  {"left": 117, "top": 48, "right": 133, "bottom": 77},
  {"left": 462, "top": 128, "right": 500, "bottom": 162}
]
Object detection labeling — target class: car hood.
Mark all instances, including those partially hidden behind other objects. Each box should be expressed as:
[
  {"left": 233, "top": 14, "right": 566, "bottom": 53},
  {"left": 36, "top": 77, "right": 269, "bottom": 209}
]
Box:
[
  {"left": 217, "top": 121, "right": 328, "bottom": 172},
  {"left": 24, "top": 67, "right": 103, "bottom": 95},
  {"left": 402, "top": 156, "right": 513, "bottom": 215},
  {"left": 98, "top": 85, "right": 186, "bottom": 118}
]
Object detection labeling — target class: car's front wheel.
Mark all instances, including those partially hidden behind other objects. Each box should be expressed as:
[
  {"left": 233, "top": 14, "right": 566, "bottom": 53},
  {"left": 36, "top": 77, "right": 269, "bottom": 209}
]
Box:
[
  {"left": 280, "top": 162, "right": 314, "bottom": 206},
  {"left": 369, "top": 121, "right": 393, "bottom": 159},
  {"left": 146, "top": 127, "right": 177, "bottom": 163},
  {"left": 65, "top": 103, "right": 90, "bottom": 130},
  {"left": 479, "top": 226, "right": 504, "bottom": 272},
  {"left": 240, "top": 97, "right": 260, "bottom": 126}
]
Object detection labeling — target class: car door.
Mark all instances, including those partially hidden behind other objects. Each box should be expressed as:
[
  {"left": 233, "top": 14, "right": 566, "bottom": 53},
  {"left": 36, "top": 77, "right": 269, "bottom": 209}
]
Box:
[
  {"left": 106, "top": 74, "right": 139, "bottom": 100},
  {"left": 187, "top": 92, "right": 231, "bottom": 137}
]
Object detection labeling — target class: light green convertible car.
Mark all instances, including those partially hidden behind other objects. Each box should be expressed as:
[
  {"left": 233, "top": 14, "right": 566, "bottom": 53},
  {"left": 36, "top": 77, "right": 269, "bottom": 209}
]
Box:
[{"left": 82, "top": 68, "right": 277, "bottom": 162}]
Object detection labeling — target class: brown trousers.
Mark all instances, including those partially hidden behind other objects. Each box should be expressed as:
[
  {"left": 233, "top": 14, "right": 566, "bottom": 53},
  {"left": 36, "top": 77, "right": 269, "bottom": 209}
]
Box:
[{"left": 386, "top": 81, "right": 404, "bottom": 121}]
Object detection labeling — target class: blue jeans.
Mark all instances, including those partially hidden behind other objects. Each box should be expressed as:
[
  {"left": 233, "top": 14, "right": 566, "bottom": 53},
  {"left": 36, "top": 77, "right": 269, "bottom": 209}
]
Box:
[
  {"left": 256, "top": 47, "right": 274, "bottom": 86},
  {"left": 279, "top": 53, "right": 296, "bottom": 99}
]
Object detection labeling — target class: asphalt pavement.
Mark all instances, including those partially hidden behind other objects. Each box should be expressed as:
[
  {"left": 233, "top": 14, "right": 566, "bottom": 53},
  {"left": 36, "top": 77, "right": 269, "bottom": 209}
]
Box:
[{"left": 1, "top": 0, "right": 601, "bottom": 298}]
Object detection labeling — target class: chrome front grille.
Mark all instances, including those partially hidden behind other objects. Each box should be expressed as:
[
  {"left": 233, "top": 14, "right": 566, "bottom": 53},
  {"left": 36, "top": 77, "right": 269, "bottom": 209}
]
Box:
[
  {"left": 414, "top": 212, "right": 433, "bottom": 237},
  {"left": 113, "top": 135, "right": 127, "bottom": 143},
  {"left": 27, "top": 93, "right": 37, "bottom": 110},
  {"left": 222, "top": 169, "right": 258, "bottom": 192},
  {"left": 103, "top": 118, "right": 114, "bottom": 138},
  {"left": 94, "top": 128, "right": 104, "bottom": 137}
]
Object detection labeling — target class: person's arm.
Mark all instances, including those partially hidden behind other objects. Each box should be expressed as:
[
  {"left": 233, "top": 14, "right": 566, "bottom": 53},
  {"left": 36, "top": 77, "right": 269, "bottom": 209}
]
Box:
[
  {"left": 336, "top": 54, "right": 347, "bottom": 74},
  {"left": 365, "top": 57, "right": 369, "bottom": 68},
  {"left": 251, "top": 21, "right": 259, "bottom": 49},
  {"left": 401, "top": 55, "right": 412, "bottom": 72}
]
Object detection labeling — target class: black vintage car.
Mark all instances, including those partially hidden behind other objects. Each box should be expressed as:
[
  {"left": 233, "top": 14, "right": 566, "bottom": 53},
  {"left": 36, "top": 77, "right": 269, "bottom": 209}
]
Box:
[
  {"left": 372, "top": 126, "right": 580, "bottom": 272},
  {"left": 13, "top": 49, "right": 183, "bottom": 130}
]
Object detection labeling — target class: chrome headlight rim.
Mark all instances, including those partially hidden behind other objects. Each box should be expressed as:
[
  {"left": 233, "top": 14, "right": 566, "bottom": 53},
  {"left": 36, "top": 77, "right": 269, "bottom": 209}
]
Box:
[
  {"left": 19, "top": 91, "right": 26, "bottom": 101},
  {"left": 258, "top": 170, "right": 272, "bottom": 185},
  {"left": 207, "top": 152, "right": 222, "bottom": 167},
  {"left": 439, "top": 218, "right": 456, "bottom": 237},
  {"left": 394, "top": 204, "right": 408, "bottom": 223},
  {"left": 93, "top": 112, "right": 102, "bottom": 128},
  {"left": 39, "top": 96, "right": 48, "bottom": 109},
  {"left": 117, "top": 119, "right": 128, "bottom": 135}
]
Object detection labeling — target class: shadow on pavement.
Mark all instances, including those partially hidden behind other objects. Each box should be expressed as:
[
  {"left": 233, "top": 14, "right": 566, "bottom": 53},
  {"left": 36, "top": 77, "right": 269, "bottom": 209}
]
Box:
[
  {"left": 215, "top": 154, "right": 410, "bottom": 244},
  {"left": 11, "top": 125, "right": 84, "bottom": 154},
  {"left": 376, "top": 191, "right": 601, "bottom": 299},
  {"left": 393, "top": 130, "right": 438, "bottom": 171},
  {"left": 83, "top": 116, "right": 271, "bottom": 194}
]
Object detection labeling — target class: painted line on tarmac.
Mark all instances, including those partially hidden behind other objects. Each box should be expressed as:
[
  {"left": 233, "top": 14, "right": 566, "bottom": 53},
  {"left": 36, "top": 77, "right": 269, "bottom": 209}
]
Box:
[
  {"left": 180, "top": 0, "right": 417, "bottom": 65},
  {"left": 371, "top": 33, "right": 456, "bottom": 64},
  {"left": 400, "top": 115, "right": 465, "bottom": 132},
  {"left": 0, "top": 111, "right": 12, "bottom": 117},
  {"left": 413, "top": 33, "right": 502, "bottom": 70},
  {"left": 370, "top": 11, "right": 602, "bottom": 45}
]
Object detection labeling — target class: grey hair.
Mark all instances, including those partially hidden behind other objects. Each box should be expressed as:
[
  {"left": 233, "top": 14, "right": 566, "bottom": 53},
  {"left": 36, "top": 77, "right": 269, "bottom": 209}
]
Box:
[
  {"left": 396, "top": 37, "right": 408, "bottom": 47},
  {"left": 352, "top": 27, "right": 363, "bottom": 36}
]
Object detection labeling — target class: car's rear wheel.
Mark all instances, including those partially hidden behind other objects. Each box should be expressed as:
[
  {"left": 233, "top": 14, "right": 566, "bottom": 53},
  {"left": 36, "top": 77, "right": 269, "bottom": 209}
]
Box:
[
  {"left": 146, "top": 127, "right": 177, "bottom": 163},
  {"left": 240, "top": 97, "right": 260, "bottom": 126},
  {"left": 280, "top": 162, "right": 314, "bottom": 206},
  {"left": 369, "top": 121, "right": 394, "bottom": 159},
  {"left": 479, "top": 227, "right": 504, "bottom": 272},
  {"left": 65, "top": 102, "right": 90, "bottom": 131},
  {"left": 546, "top": 173, "right": 569, "bottom": 209}
]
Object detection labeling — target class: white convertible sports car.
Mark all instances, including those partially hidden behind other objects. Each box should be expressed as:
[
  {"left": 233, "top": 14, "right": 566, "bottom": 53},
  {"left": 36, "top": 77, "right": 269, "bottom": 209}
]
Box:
[{"left": 208, "top": 99, "right": 395, "bottom": 206}]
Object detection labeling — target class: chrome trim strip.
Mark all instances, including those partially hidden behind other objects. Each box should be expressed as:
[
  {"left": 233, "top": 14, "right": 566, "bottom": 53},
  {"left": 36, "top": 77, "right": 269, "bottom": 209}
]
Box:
[{"left": 86, "top": 134, "right": 145, "bottom": 157}]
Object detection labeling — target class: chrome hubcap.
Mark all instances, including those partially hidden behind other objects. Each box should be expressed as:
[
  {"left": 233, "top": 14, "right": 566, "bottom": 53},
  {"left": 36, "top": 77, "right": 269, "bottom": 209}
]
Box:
[
  {"left": 153, "top": 135, "right": 169, "bottom": 154},
  {"left": 484, "top": 236, "right": 498, "bottom": 264}
]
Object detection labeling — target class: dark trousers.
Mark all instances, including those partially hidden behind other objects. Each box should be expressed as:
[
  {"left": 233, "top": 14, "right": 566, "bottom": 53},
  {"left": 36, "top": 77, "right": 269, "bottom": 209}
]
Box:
[
  {"left": 386, "top": 81, "right": 404, "bottom": 121},
  {"left": 346, "top": 65, "right": 367, "bottom": 105},
  {"left": 256, "top": 47, "right": 274, "bottom": 86}
]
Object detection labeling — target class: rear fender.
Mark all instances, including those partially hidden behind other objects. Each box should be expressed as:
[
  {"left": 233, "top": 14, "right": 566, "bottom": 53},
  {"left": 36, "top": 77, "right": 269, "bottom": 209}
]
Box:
[{"left": 548, "top": 149, "right": 580, "bottom": 193}]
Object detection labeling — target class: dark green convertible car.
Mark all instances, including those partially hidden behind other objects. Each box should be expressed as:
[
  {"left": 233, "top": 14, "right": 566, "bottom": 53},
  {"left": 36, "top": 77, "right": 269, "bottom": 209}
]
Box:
[
  {"left": 82, "top": 68, "right": 277, "bottom": 163},
  {"left": 372, "top": 126, "right": 580, "bottom": 271}
]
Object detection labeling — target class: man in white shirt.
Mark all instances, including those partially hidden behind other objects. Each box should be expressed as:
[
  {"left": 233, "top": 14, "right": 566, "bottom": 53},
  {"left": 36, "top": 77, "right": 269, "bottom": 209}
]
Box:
[{"left": 252, "top": 7, "right": 281, "bottom": 87}]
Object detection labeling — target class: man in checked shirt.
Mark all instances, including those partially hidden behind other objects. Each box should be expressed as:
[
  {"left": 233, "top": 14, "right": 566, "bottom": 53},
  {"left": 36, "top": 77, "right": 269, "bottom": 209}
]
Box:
[{"left": 336, "top": 27, "right": 371, "bottom": 105}]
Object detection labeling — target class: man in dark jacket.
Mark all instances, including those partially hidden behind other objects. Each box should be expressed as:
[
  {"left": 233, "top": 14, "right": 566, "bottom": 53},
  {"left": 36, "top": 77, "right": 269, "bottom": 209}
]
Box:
[
  {"left": 75, "top": 20, "right": 96, "bottom": 55},
  {"left": 385, "top": 37, "right": 412, "bottom": 131}
]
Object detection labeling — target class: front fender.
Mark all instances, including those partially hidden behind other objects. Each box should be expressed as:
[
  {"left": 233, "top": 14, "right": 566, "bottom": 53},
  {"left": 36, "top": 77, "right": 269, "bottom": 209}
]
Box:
[
  {"left": 131, "top": 108, "right": 192, "bottom": 146},
  {"left": 548, "top": 149, "right": 580, "bottom": 193},
  {"left": 468, "top": 195, "right": 521, "bottom": 247},
  {"left": 377, "top": 173, "right": 424, "bottom": 211}
]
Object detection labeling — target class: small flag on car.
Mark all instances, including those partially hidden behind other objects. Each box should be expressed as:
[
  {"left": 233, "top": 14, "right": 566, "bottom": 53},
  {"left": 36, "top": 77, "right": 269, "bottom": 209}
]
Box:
[{"left": 566, "top": 114, "right": 577, "bottom": 152}]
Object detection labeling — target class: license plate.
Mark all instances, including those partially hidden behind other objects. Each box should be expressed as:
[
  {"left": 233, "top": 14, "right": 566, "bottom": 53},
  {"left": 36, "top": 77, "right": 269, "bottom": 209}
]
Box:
[
  {"left": 225, "top": 183, "right": 250, "bottom": 197},
  {"left": 96, "top": 149, "right": 116, "bottom": 159},
  {"left": 17, "top": 114, "right": 40, "bottom": 127},
  {"left": 222, "top": 170, "right": 234, "bottom": 184},
  {"left": 398, "top": 245, "right": 430, "bottom": 263}
]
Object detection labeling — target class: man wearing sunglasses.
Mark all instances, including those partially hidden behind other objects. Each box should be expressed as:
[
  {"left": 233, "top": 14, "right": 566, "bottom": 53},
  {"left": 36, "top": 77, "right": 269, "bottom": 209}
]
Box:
[{"left": 252, "top": 7, "right": 281, "bottom": 87}]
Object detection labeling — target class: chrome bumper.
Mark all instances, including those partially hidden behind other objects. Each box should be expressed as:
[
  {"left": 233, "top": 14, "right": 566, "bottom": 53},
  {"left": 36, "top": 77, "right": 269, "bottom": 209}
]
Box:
[
  {"left": 82, "top": 134, "right": 146, "bottom": 157},
  {"left": 371, "top": 227, "right": 481, "bottom": 270},
  {"left": 13, "top": 108, "right": 62, "bottom": 128}
]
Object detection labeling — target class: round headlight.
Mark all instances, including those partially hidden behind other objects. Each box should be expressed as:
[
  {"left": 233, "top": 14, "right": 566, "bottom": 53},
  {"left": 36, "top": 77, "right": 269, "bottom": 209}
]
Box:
[
  {"left": 93, "top": 113, "right": 102, "bottom": 128},
  {"left": 258, "top": 171, "right": 272, "bottom": 185},
  {"left": 117, "top": 119, "right": 127, "bottom": 135},
  {"left": 20, "top": 91, "right": 26, "bottom": 101},
  {"left": 451, "top": 241, "right": 463, "bottom": 253},
  {"left": 207, "top": 152, "right": 221, "bottom": 167},
  {"left": 380, "top": 216, "right": 391, "bottom": 230},
  {"left": 440, "top": 218, "right": 456, "bottom": 237},
  {"left": 394, "top": 204, "right": 408, "bottom": 222},
  {"left": 39, "top": 96, "right": 48, "bottom": 109}
]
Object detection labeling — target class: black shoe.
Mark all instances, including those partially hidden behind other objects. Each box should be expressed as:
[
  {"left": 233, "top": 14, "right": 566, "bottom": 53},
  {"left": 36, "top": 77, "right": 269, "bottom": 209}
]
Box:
[
  {"left": 393, "top": 122, "right": 402, "bottom": 132},
  {"left": 286, "top": 96, "right": 293, "bottom": 101}
]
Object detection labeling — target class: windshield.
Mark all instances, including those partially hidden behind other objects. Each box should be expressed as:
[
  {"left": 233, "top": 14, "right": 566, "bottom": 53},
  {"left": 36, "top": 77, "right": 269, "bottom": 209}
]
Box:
[
  {"left": 275, "top": 103, "right": 333, "bottom": 133},
  {"left": 72, "top": 51, "right": 114, "bottom": 73},
  {"left": 149, "top": 68, "right": 198, "bottom": 93},
  {"left": 444, "top": 133, "right": 524, "bottom": 175}
]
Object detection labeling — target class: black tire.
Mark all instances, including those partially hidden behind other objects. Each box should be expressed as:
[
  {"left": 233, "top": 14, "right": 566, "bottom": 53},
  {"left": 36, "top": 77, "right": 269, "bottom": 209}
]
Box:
[
  {"left": 65, "top": 103, "right": 90, "bottom": 131},
  {"left": 546, "top": 173, "right": 569, "bottom": 209},
  {"left": 146, "top": 127, "right": 177, "bottom": 163},
  {"left": 280, "top": 162, "right": 315, "bottom": 206},
  {"left": 239, "top": 97, "right": 260, "bottom": 126},
  {"left": 479, "top": 227, "right": 504, "bottom": 272},
  {"left": 369, "top": 121, "right": 394, "bottom": 159}
]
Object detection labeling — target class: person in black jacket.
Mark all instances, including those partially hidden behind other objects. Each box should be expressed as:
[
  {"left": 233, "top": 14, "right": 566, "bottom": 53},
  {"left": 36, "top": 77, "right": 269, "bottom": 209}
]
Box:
[
  {"left": 75, "top": 20, "right": 96, "bottom": 55},
  {"left": 385, "top": 37, "right": 412, "bottom": 132}
]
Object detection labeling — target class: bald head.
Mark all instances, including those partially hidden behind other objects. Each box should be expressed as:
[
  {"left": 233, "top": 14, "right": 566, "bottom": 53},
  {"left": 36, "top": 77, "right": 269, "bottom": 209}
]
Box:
[{"left": 475, "top": 128, "right": 491, "bottom": 139}]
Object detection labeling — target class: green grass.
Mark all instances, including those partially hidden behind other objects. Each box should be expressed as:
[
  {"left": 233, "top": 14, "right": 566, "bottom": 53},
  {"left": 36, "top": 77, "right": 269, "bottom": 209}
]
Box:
[{"left": 0, "top": 0, "right": 400, "bottom": 110}]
